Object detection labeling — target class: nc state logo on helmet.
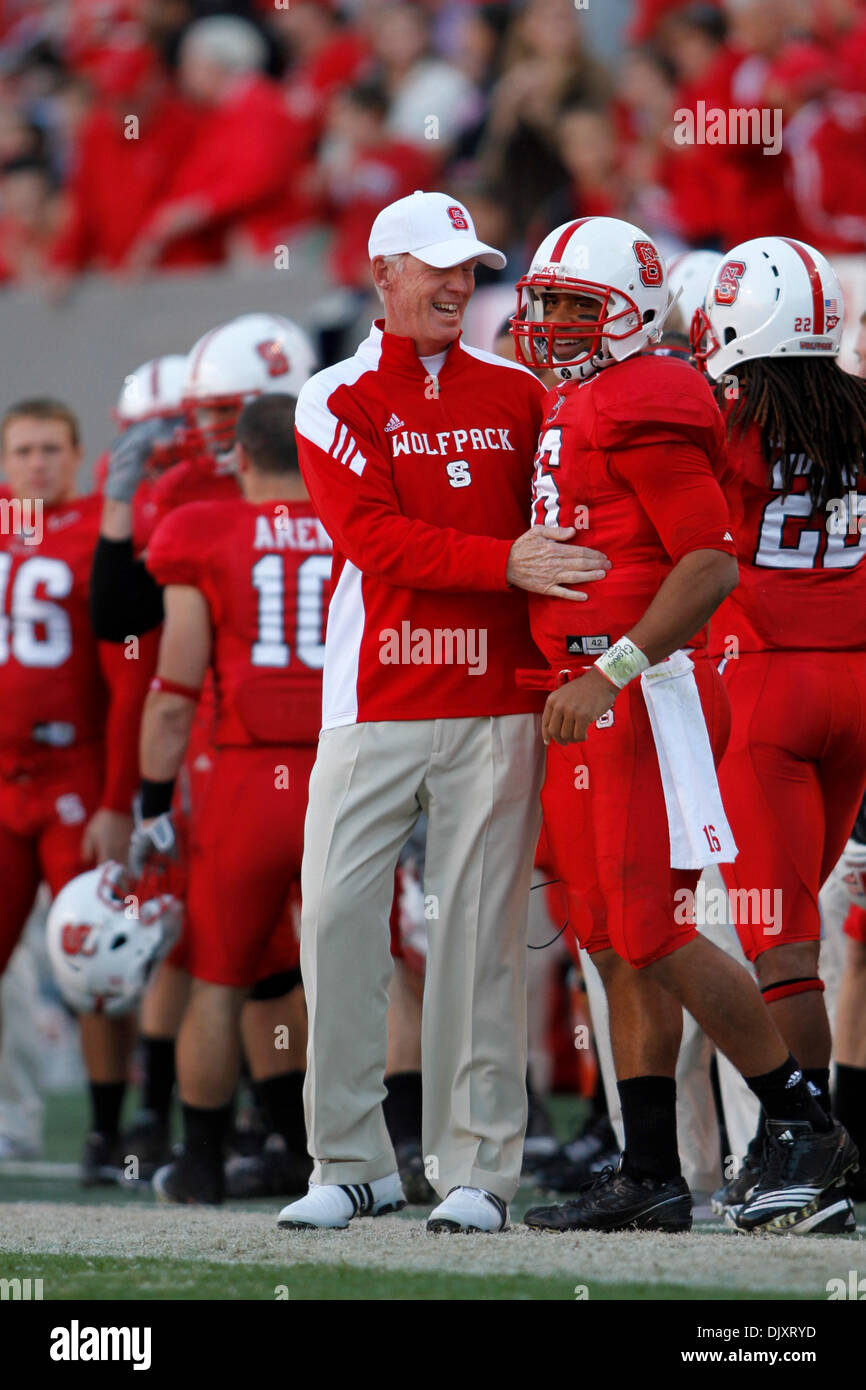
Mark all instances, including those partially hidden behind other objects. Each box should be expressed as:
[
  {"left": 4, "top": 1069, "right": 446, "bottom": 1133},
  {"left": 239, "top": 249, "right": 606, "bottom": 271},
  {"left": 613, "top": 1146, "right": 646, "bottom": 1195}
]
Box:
[
  {"left": 690, "top": 236, "right": 844, "bottom": 379},
  {"left": 46, "top": 862, "right": 182, "bottom": 1017},
  {"left": 511, "top": 217, "right": 669, "bottom": 380},
  {"left": 183, "top": 312, "right": 317, "bottom": 460}
]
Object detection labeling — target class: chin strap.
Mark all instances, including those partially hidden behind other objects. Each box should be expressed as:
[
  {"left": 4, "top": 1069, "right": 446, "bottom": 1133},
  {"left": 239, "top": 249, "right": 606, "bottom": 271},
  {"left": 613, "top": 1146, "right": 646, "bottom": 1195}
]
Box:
[{"left": 553, "top": 285, "right": 684, "bottom": 382}]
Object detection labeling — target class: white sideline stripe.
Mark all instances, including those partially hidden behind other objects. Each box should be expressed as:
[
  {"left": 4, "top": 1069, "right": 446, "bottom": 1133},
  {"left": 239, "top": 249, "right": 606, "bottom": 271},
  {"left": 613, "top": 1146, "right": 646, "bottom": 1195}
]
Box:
[{"left": 0, "top": 1160, "right": 80, "bottom": 1178}]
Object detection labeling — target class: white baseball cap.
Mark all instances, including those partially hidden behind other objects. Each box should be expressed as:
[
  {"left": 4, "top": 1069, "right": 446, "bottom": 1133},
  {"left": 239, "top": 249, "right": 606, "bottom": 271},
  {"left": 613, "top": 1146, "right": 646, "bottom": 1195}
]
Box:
[{"left": 368, "top": 191, "right": 506, "bottom": 270}]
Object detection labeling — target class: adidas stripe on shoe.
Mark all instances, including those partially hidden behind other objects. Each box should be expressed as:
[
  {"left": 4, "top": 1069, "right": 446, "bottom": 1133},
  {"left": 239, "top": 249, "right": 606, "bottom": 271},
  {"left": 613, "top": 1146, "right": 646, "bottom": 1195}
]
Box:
[
  {"left": 426, "top": 1186, "right": 508, "bottom": 1233},
  {"left": 277, "top": 1171, "right": 406, "bottom": 1229}
]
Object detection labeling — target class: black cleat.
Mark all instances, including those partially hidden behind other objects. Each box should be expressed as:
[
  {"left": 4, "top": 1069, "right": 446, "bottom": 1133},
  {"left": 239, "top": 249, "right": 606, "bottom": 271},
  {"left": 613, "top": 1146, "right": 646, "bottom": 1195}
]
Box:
[
  {"left": 525, "top": 1163, "right": 692, "bottom": 1233},
  {"left": 711, "top": 1136, "right": 763, "bottom": 1216},
  {"left": 532, "top": 1116, "right": 619, "bottom": 1192},
  {"left": 118, "top": 1109, "right": 171, "bottom": 1183},
  {"left": 224, "top": 1134, "right": 312, "bottom": 1198},
  {"left": 80, "top": 1132, "right": 124, "bottom": 1187},
  {"left": 152, "top": 1151, "right": 224, "bottom": 1206},
  {"left": 394, "top": 1140, "right": 436, "bottom": 1205},
  {"left": 727, "top": 1119, "right": 859, "bottom": 1233}
]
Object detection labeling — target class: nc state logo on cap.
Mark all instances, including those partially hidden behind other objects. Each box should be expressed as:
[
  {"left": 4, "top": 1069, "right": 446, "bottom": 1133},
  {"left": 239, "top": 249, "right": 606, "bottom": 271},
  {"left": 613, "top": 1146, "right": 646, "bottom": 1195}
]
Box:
[{"left": 447, "top": 206, "right": 469, "bottom": 230}]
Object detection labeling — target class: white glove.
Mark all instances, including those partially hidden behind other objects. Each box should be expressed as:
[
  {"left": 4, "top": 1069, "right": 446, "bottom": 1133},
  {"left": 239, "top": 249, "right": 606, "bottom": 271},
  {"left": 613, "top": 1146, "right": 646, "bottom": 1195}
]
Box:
[
  {"left": 840, "top": 837, "right": 866, "bottom": 910},
  {"left": 128, "top": 812, "right": 178, "bottom": 879}
]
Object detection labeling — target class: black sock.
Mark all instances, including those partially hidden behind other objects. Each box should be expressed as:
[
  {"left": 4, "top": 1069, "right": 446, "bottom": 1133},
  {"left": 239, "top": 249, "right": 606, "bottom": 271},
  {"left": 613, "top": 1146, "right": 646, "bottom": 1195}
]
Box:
[
  {"left": 747, "top": 1107, "right": 766, "bottom": 1162},
  {"left": 617, "top": 1076, "right": 681, "bottom": 1182},
  {"left": 182, "top": 1103, "right": 232, "bottom": 1171},
  {"left": 803, "top": 1066, "right": 832, "bottom": 1117},
  {"left": 140, "top": 1036, "right": 175, "bottom": 1122},
  {"left": 254, "top": 1072, "right": 306, "bottom": 1155},
  {"left": 89, "top": 1081, "right": 125, "bottom": 1140},
  {"left": 744, "top": 1054, "right": 832, "bottom": 1132},
  {"left": 383, "top": 1070, "right": 422, "bottom": 1148},
  {"left": 834, "top": 1063, "right": 866, "bottom": 1147},
  {"left": 590, "top": 1066, "right": 610, "bottom": 1122}
]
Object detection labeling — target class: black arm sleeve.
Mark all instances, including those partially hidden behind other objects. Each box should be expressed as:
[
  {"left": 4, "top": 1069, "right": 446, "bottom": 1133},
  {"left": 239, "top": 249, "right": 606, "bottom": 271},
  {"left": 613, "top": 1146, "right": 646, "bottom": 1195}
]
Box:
[{"left": 90, "top": 536, "right": 164, "bottom": 641}]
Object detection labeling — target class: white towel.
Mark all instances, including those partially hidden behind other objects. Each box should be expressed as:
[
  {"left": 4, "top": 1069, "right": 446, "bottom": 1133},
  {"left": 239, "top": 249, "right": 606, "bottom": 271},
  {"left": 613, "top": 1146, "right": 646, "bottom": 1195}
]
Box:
[{"left": 640, "top": 650, "right": 738, "bottom": 870}]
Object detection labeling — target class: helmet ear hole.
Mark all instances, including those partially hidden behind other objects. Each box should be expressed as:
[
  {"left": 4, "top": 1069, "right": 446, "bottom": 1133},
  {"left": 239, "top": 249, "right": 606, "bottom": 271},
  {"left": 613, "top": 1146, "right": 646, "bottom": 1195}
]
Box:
[{"left": 724, "top": 327, "right": 737, "bottom": 345}]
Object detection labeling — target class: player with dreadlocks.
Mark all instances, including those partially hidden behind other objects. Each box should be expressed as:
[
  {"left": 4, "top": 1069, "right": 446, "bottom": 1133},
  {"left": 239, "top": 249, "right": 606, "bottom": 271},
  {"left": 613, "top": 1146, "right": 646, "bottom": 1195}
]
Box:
[{"left": 692, "top": 237, "right": 866, "bottom": 1229}]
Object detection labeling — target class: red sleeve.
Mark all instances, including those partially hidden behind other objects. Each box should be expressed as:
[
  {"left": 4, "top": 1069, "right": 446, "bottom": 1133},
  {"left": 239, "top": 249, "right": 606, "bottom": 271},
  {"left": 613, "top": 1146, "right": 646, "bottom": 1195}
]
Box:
[
  {"left": 295, "top": 379, "right": 513, "bottom": 593},
  {"left": 145, "top": 504, "right": 210, "bottom": 588},
  {"left": 97, "top": 628, "right": 161, "bottom": 812},
  {"left": 610, "top": 442, "right": 737, "bottom": 564},
  {"left": 144, "top": 87, "right": 297, "bottom": 233}
]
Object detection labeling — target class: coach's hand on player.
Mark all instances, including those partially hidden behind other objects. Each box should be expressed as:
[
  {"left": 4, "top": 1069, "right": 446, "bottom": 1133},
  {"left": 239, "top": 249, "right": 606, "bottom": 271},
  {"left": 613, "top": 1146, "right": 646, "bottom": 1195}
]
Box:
[
  {"left": 507, "top": 526, "right": 610, "bottom": 600},
  {"left": 128, "top": 812, "right": 178, "bottom": 877},
  {"left": 542, "top": 667, "right": 617, "bottom": 746},
  {"left": 81, "top": 808, "right": 134, "bottom": 865}
]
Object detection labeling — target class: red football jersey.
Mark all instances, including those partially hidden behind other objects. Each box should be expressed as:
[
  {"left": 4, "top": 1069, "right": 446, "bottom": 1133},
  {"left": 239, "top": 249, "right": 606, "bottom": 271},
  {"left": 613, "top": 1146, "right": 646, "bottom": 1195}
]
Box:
[
  {"left": 0, "top": 494, "right": 106, "bottom": 754},
  {"left": 528, "top": 354, "right": 737, "bottom": 670},
  {"left": 146, "top": 455, "right": 240, "bottom": 540},
  {"left": 146, "top": 498, "right": 332, "bottom": 746},
  {"left": 710, "top": 420, "right": 866, "bottom": 654}
]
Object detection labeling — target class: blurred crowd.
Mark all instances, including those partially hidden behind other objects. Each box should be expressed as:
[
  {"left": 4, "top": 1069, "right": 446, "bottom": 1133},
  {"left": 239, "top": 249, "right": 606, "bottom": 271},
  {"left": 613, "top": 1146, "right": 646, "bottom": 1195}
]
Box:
[{"left": 0, "top": 0, "right": 864, "bottom": 292}]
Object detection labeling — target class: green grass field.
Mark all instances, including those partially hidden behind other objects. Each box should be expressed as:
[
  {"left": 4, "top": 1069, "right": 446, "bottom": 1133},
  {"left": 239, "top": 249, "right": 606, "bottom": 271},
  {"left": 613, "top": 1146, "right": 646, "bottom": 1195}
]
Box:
[{"left": 0, "top": 1090, "right": 862, "bottom": 1302}]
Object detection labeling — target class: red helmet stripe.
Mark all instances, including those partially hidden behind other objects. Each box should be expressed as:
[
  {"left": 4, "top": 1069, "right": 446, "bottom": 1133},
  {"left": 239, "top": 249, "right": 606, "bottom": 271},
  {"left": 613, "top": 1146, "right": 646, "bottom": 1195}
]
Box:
[
  {"left": 549, "top": 218, "right": 594, "bottom": 265},
  {"left": 187, "top": 326, "right": 222, "bottom": 385},
  {"left": 779, "top": 237, "right": 824, "bottom": 335}
]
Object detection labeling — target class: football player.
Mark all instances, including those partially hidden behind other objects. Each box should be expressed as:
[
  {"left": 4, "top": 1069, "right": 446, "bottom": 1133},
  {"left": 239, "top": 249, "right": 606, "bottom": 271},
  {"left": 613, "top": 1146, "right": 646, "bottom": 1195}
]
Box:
[
  {"left": 692, "top": 237, "right": 866, "bottom": 1221},
  {"left": 0, "top": 398, "right": 153, "bottom": 1180},
  {"left": 511, "top": 217, "right": 857, "bottom": 1236},
  {"left": 91, "top": 317, "right": 316, "bottom": 1183},
  {"left": 132, "top": 393, "right": 331, "bottom": 1204}
]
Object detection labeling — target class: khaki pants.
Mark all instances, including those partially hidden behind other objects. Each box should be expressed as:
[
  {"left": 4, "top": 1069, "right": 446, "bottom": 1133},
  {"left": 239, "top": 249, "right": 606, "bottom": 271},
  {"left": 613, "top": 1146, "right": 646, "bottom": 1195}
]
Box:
[{"left": 300, "top": 713, "right": 543, "bottom": 1203}]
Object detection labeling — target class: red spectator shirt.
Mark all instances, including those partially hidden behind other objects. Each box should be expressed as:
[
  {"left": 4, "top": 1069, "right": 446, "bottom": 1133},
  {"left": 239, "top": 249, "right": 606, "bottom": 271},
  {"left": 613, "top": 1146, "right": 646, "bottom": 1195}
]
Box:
[
  {"left": 528, "top": 354, "right": 736, "bottom": 670},
  {"left": 138, "top": 75, "right": 309, "bottom": 263},
  {"left": 51, "top": 92, "right": 201, "bottom": 272},
  {"left": 710, "top": 420, "right": 866, "bottom": 654},
  {"left": 146, "top": 499, "right": 332, "bottom": 747},
  {"left": 295, "top": 322, "right": 548, "bottom": 726}
]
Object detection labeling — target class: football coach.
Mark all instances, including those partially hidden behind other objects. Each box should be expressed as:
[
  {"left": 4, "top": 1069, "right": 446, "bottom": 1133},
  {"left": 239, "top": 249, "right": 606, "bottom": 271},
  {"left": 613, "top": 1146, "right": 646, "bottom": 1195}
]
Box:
[{"left": 278, "top": 191, "right": 608, "bottom": 1234}]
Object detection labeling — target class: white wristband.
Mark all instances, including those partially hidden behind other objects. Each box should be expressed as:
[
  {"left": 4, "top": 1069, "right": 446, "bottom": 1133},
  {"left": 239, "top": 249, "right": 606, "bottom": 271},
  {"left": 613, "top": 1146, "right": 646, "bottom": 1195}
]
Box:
[{"left": 594, "top": 637, "right": 649, "bottom": 689}]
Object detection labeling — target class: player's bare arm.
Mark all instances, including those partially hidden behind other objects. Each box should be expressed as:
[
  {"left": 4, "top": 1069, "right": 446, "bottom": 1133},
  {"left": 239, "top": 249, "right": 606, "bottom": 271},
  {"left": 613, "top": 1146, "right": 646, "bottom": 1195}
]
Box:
[
  {"left": 542, "top": 549, "right": 737, "bottom": 746},
  {"left": 139, "top": 584, "right": 211, "bottom": 786}
]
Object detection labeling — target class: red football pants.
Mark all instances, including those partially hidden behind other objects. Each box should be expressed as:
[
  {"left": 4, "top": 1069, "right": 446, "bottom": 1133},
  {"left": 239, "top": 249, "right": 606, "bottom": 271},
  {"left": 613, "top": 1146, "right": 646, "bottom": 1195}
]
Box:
[
  {"left": 541, "top": 655, "right": 731, "bottom": 969},
  {"left": 180, "top": 744, "right": 316, "bottom": 987},
  {"left": 0, "top": 746, "right": 103, "bottom": 974},
  {"left": 719, "top": 651, "right": 866, "bottom": 960}
]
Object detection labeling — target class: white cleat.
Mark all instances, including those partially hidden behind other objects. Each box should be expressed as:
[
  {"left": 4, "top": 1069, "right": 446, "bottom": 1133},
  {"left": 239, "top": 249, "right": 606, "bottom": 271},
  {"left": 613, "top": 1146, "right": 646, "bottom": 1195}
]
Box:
[
  {"left": 277, "top": 1171, "right": 406, "bottom": 1229},
  {"left": 426, "top": 1185, "right": 508, "bottom": 1233}
]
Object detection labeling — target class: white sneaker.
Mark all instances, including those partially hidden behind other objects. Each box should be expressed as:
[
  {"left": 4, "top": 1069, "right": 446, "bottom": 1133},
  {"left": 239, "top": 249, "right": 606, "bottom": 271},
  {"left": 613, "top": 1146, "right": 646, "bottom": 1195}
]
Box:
[
  {"left": 277, "top": 1171, "right": 406, "bottom": 1229},
  {"left": 427, "top": 1186, "right": 508, "bottom": 1233}
]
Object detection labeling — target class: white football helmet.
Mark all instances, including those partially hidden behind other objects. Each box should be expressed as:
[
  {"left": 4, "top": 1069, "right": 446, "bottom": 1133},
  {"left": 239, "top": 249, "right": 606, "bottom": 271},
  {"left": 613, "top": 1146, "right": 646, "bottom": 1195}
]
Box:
[
  {"left": 665, "top": 250, "right": 723, "bottom": 339},
  {"left": 691, "top": 236, "right": 843, "bottom": 379},
  {"left": 46, "top": 863, "right": 182, "bottom": 1017},
  {"left": 183, "top": 312, "right": 316, "bottom": 458},
  {"left": 114, "top": 355, "right": 189, "bottom": 426},
  {"left": 512, "top": 216, "right": 669, "bottom": 380}
]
